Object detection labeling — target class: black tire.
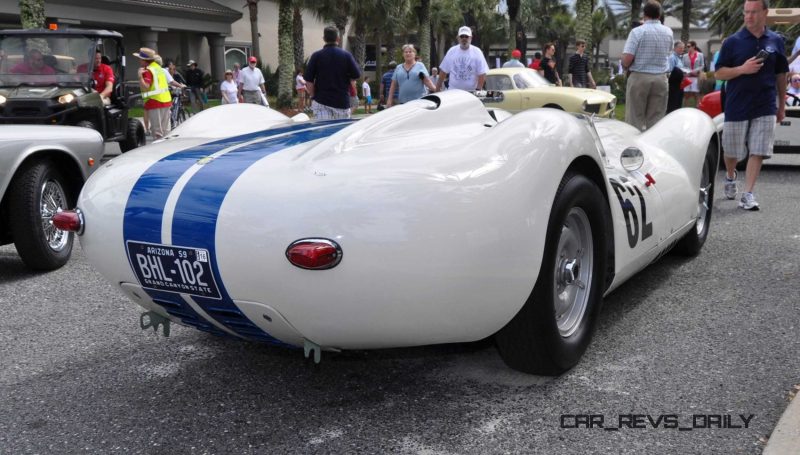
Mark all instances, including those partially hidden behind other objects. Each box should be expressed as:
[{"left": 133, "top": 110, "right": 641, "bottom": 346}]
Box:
[
  {"left": 120, "top": 118, "right": 145, "bottom": 153},
  {"left": 495, "top": 173, "right": 609, "bottom": 375},
  {"left": 75, "top": 119, "right": 98, "bottom": 132},
  {"left": 674, "top": 139, "right": 717, "bottom": 256},
  {"left": 7, "top": 160, "right": 74, "bottom": 270}
]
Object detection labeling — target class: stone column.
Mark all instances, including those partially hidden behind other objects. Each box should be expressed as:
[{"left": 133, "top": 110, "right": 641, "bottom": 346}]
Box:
[
  {"left": 207, "top": 34, "right": 227, "bottom": 85},
  {"left": 139, "top": 29, "right": 159, "bottom": 52}
]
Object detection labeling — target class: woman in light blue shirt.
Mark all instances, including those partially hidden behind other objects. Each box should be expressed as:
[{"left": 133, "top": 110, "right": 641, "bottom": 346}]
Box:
[{"left": 387, "top": 44, "right": 437, "bottom": 106}]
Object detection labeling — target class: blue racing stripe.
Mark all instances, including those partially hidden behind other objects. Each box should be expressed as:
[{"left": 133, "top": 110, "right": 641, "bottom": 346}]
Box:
[
  {"left": 170, "top": 123, "right": 352, "bottom": 343},
  {"left": 122, "top": 120, "right": 353, "bottom": 341},
  {"left": 122, "top": 121, "right": 347, "bottom": 244}
]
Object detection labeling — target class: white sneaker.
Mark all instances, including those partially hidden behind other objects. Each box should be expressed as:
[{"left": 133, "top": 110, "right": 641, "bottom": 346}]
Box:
[
  {"left": 723, "top": 170, "right": 737, "bottom": 200},
  {"left": 739, "top": 192, "right": 760, "bottom": 211}
]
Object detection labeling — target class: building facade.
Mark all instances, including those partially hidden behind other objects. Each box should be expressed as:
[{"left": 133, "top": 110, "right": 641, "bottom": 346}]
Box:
[{"left": 0, "top": 0, "right": 330, "bottom": 84}]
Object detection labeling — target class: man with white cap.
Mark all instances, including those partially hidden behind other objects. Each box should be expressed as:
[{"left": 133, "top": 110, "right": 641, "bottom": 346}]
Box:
[
  {"left": 436, "top": 26, "right": 489, "bottom": 92},
  {"left": 133, "top": 47, "right": 171, "bottom": 140}
]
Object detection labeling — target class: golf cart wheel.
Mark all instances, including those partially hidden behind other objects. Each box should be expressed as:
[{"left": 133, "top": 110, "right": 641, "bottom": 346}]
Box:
[{"left": 120, "top": 118, "right": 145, "bottom": 153}]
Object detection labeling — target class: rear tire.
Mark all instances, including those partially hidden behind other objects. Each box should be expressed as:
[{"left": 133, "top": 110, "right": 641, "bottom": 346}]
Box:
[
  {"left": 120, "top": 118, "right": 145, "bottom": 153},
  {"left": 8, "top": 160, "right": 74, "bottom": 270},
  {"left": 495, "top": 172, "right": 609, "bottom": 375},
  {"left": 674, "top": 139, "right": 716, "bottom": 256},
  {"left": 76, "top": 119, "right": 99, "bottom": 133}
]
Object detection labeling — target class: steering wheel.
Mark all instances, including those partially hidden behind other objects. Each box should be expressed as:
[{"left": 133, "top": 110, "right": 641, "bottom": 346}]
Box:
[{"left": 787, "top": 93, "right": 800, "bottom": 107}]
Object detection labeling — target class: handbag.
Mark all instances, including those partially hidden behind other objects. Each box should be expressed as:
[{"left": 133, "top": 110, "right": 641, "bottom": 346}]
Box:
[{"left": 680, "top": 77, "right": 692, "bottom": 90}]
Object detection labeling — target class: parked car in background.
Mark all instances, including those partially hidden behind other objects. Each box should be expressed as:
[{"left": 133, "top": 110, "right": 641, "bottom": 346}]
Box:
[
  {"left": 483, "top": 67, "right": 616, "bottom": 117},
  {"left": 0, "top": 125, "right": 104, "bottom": 270}
]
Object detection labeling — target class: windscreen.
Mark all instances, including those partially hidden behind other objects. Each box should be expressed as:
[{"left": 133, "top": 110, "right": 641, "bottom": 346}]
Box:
[{"left": 0, "top": 34, "right": 95, "bottom": 86}]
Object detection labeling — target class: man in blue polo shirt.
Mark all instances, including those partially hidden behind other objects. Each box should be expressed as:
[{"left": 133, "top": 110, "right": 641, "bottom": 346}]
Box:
[
  {"left": 715, "top": 0, "right": 788, "bottom": 211},
  {"left": 304, "top": 26, "right": 362, "bottom": 119}
]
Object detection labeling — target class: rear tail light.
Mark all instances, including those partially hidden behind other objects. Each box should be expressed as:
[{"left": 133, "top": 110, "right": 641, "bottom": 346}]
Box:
[
  {"left": 286, "top": 239, "right": 342, "bottom": 270},
  {"left": 52, "top": 209, "right": 84, "bottom": 234}
]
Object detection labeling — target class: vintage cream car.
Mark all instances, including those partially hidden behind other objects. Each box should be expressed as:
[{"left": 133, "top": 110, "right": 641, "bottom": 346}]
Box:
[{"left": 484, "top": 67, "right": 617, "bottom": 117}]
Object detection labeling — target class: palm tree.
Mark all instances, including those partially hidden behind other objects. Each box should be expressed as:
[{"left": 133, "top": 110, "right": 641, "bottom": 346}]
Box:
[
  {"left": 507, "top": 0, "right": 521, "bottom": 56},
  {"left": 681, "top": 0, "right": 691, "bottom": 42},
  {"left": 417, "top": 0, "right": 432, "bottom": 69},
  {"left": 630, "top": 0, "right": 642, "bottom": 27},
  {"left": 19, "top": 0, "right": 45, "bottom": 29},
  {"left": 277, "top": 0, "right": 294, "bottom": 109},
  {"left": 246, "top": 0, "right": 261, "bottom": 62},
  {"left": 378, "top": 0, "right": 410, "bottom": 70},
  {"left": 575, "top": 0, "right": 593, "bottom": 51},
  {"left": 293, "top": 5, "right": 304, "bottom": 71},
  {"left": 591, "top": 8, "right": 612, "bottom": 69},
  {"left": 311, "top": 0, "right": 351, "bottom": 46},
  {"left": 429, "top": 0, "right": 462, "bottom": 67}
]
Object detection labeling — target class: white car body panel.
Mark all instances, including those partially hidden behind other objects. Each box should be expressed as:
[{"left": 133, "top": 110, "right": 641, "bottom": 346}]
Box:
[{"left": 77, "top": 91, "right": 716, "bottom": 350}]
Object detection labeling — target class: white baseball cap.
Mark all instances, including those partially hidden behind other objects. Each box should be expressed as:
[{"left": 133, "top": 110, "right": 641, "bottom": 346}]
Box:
[{"left": 458, "top": 26, "right": 472, "bottom": 37}]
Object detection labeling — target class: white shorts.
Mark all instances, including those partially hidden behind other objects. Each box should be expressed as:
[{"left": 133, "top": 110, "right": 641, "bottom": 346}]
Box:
[
  {"left": 684, "top": 76, "right": 699, "bottom": 93},
  {"left": 722, "top": 116, "right": 776, "bottom": 160}
]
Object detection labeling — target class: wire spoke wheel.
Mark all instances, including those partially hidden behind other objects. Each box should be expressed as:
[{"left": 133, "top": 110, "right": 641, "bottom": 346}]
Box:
[{"left": 40, "top": 179, "right": 70, "bottom": 251}]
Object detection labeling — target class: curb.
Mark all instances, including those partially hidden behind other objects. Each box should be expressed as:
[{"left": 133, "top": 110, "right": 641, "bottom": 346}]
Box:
[{"left": 763, "top": 389, "right": 799, "bottom": 454}]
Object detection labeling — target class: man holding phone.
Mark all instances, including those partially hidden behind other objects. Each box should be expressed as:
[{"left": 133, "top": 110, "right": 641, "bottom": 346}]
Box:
[{"left": 715, "top": 0, "right": 788, "bottom": 211}]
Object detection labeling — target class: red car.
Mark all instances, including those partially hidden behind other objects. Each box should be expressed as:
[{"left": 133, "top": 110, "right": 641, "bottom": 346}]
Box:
[{"left": 697, "top": 90, "right": 722, "bottom": 118}]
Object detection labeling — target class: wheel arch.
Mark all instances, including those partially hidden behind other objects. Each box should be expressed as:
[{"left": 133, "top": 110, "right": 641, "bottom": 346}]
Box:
[
  {"left": 1, "top": 149, "right": 86, "bottom": 209},
  {"left": 565, "top": 155, "right": 616, "bottom": 291}
]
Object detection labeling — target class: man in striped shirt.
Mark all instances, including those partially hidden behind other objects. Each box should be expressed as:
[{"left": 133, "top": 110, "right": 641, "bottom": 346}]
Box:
[{"left": 568, "top": 40, "right": 596, "bottom": 88}]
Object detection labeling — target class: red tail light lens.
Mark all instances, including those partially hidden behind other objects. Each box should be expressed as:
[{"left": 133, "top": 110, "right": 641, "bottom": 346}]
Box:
[
  {"left": 286, "top": 239, "right": 342, "bottom": 270},
  {"left": 52, "top": 209, "right": 84, "bottom": 234}
]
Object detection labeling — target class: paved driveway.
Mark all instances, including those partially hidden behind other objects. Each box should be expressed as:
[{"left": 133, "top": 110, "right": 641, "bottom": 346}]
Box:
[{"left": 1, "top": 159, "right": 798, "bottom": 454}]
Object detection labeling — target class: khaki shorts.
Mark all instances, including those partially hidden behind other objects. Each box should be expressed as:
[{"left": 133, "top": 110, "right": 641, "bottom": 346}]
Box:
[{"left": 722, "top": 116, "right": 776, "bottom": 161}]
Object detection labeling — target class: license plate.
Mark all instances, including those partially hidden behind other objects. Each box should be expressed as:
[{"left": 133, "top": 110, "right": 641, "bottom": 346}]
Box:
[{"left": 126, "top": 241, "right": 221, "bottom": 299}]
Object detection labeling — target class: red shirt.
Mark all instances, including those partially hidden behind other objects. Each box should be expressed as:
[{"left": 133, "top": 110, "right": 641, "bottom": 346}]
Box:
[
  {"left": 529, "top": 59, "right": 541, "bottom": 70},
  {"left": 10, "top": 62, "right": 55, "bottom": 75},
  {"left": 93, "top": 63, "right": 114, "bottom": 92},
  {"left": 142, "top": 68, "right": 171, "bottom": 110}
]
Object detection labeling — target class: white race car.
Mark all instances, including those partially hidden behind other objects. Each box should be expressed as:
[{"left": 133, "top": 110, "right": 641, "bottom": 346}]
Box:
[{"left": 58, "top": 91, "right": 718, "bottom": 375}]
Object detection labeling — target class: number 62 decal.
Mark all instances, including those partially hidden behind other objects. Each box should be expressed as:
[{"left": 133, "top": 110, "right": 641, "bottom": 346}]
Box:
[{"left": 609, "top": 178, "right": 653, "bottom": 248}]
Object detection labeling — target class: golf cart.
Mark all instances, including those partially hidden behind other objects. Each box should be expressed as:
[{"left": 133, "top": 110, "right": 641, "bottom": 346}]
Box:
[{"left": 0, "top": 29, "right": 144, "bottom": 152}]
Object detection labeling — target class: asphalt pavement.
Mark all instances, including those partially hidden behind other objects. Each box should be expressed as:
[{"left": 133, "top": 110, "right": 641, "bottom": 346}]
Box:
[{"left": 1, "top": 156, "right": 798, "bottom": 454}]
